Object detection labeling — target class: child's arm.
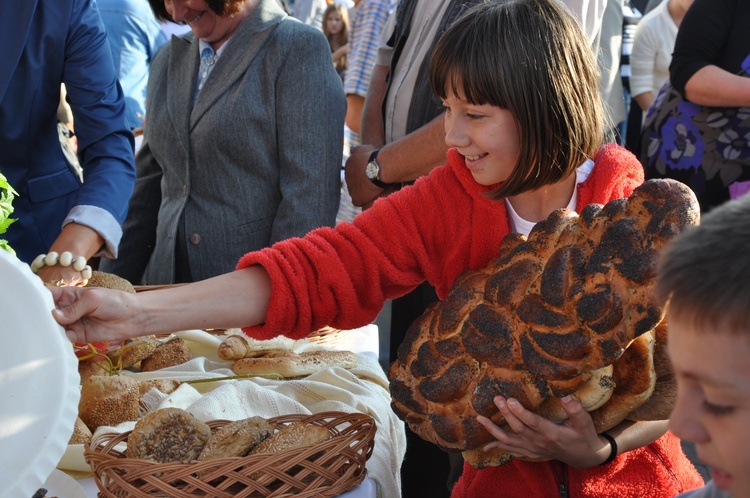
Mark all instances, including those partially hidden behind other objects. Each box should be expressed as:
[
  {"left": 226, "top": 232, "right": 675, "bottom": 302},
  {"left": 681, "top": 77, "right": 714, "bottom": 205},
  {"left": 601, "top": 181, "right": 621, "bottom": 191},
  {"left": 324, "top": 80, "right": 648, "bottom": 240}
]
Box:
[
  {"left": 50, "top": 265, "right": 273, "bottom": 344},
  {"left": 477, "top": 395, "right": 668, "bottom": 468}
]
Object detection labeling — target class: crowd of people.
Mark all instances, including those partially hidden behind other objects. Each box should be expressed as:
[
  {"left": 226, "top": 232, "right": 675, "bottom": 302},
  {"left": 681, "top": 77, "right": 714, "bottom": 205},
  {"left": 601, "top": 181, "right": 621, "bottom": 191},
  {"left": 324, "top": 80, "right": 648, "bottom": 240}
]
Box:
[{"left": 1, "top": 0, "right": 748, "bottom": 497}]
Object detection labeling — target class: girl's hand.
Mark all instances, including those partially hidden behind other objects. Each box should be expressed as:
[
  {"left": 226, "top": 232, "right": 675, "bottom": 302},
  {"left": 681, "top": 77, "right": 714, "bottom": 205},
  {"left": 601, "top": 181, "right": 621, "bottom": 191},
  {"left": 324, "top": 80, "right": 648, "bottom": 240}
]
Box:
[
  {"left": 48, "top": 286, "right": 145, "bottom": 345},
  {"left": 477, "top": 395, "right": 611, "bottom": 468}
]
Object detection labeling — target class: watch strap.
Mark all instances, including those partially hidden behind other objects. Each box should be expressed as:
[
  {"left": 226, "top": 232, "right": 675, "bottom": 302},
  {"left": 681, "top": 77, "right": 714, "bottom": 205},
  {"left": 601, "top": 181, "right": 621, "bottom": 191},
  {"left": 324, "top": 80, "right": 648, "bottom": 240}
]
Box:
[{"left": 367, "top": 149, "right": 391, "bottom": 188}]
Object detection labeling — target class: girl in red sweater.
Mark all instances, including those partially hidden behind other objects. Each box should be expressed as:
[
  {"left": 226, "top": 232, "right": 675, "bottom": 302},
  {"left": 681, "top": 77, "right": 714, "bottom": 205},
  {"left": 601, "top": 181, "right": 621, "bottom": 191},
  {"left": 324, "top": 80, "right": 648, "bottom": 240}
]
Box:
[{"left": 53, "top": 1, "right": 703, "bottom": 496}]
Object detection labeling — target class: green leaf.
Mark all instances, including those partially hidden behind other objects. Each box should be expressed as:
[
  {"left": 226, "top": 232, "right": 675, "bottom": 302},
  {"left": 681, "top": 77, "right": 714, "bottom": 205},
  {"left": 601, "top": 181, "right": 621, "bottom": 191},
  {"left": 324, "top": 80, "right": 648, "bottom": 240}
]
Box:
[
  {"left": 0, "top": 217, "right": 15, "bottom": 233},
  {"left": 0, "top": 239, "right": 15, "bottom": 256},
  {"left": 0, "top": 172, "right": 17, "bottom": 251}
]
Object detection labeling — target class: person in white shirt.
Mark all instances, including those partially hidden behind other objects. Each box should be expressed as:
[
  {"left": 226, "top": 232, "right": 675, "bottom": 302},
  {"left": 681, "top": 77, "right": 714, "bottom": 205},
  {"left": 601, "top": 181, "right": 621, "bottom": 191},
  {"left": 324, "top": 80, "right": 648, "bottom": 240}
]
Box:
[{"left": 630, "top": 0, "right": 693, "bottom": 112}]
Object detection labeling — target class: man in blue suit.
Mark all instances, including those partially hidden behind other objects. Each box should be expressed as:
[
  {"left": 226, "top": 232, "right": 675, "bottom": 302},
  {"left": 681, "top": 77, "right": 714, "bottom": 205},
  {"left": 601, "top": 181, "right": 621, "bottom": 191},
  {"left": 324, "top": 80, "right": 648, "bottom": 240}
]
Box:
[{"left": 0, "top": 0, "right": 136, "bottom": 284}]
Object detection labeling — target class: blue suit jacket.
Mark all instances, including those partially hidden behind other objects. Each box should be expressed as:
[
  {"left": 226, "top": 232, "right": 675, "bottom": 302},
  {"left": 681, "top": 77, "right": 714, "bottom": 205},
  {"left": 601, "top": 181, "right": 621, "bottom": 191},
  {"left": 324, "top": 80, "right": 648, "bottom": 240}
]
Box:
[{"left": 0, "top": 0, "right": 136, "bottom": 263}]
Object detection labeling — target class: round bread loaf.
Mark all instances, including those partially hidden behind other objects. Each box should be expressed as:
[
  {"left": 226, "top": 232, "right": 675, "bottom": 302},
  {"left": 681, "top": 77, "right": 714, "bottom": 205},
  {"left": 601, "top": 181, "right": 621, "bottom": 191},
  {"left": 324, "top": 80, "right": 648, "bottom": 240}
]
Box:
[
  {"left": 388, "top": 179, "right": 700, "bottom": 454},
  {"left": 85, "top": 270, "right": 136, "bottom": 293},
  {"left": 78, "top": 375, "right": 139, "bottom": 431},
  {"left": 126, "top": 407, "right": 211, "bottom": 463}
]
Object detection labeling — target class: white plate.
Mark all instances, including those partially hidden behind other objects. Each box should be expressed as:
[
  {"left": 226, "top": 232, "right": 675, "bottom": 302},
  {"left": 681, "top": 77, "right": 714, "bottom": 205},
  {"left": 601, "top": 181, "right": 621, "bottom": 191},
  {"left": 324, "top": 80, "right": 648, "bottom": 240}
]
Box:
[
  {"left": 39, "top": 469, "right": 86, "bottom": 498},
  {"left": 0, "top": 251, "right": 80, "bottom": 497}
]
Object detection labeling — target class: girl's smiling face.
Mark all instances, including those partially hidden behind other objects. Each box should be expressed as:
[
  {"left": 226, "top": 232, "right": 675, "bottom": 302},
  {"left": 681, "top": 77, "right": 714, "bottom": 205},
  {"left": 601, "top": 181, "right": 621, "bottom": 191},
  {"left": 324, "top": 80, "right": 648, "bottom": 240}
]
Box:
[
  {"left": 326, "top": 11, "right": 343, "bottom": 36},
  {"left": 667, "top": 315, "right": 750, "bottom": 497},
  {"left": 442, "top": 89, "right": 520, "bottom": 187},
  {"left": 164, "top": 0, "right": 245, "bottom": 49}
]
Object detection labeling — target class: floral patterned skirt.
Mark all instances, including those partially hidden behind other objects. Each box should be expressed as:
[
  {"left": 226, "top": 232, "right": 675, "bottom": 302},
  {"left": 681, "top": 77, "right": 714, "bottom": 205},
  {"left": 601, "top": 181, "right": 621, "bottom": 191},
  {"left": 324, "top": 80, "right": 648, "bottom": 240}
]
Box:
[{"left": 640, "top": 62, "right": 750, "bottom": 212}]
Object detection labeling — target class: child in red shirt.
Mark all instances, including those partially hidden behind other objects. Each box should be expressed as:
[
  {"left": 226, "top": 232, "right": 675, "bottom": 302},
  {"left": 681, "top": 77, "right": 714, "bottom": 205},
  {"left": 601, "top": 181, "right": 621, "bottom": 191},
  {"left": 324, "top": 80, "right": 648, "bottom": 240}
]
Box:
[{"left": 53, "top": 1, "right": 703, "bottom": 496}]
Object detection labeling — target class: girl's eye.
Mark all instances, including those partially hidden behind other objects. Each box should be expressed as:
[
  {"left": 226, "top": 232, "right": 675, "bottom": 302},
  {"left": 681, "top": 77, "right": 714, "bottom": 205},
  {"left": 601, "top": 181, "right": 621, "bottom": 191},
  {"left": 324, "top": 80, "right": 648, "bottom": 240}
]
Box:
[
  {"left": 466, "top": 113, "right": 483, "bottom": 120},
  {"left": 702, "top": 401, "right": 734, "bottom": 416}
]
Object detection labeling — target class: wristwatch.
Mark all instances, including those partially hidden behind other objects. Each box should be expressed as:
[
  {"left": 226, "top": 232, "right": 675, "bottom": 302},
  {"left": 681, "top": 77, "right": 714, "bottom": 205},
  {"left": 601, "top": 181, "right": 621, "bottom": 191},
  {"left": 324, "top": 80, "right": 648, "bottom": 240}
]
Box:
[{"left": 365, "top": 148, "right": 391, "bottom": 188}]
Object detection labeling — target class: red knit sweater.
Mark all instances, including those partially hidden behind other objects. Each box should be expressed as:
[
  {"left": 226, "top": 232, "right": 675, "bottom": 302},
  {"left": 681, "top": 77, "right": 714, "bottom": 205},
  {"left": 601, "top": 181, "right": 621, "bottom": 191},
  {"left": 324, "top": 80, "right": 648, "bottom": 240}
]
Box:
[{"left": 237, "top": 144, "right": 703, "bottom": 497}]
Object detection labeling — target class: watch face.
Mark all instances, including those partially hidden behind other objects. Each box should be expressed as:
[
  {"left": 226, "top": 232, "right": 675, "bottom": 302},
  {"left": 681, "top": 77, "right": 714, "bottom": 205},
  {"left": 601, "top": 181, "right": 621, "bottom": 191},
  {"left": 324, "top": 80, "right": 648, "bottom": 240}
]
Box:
[{"left": 365, "top": 161, "right": 379, "bottom": 180}]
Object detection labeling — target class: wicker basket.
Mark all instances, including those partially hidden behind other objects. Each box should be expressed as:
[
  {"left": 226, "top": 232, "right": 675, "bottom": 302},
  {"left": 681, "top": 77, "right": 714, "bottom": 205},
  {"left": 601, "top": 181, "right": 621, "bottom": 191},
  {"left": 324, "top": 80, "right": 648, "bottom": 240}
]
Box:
[
  {"left": 307, "top": 326, "right": 351, "bottom": 349},
  {"left": 85, "top": 411, "right": 376, "bottom": 497}
]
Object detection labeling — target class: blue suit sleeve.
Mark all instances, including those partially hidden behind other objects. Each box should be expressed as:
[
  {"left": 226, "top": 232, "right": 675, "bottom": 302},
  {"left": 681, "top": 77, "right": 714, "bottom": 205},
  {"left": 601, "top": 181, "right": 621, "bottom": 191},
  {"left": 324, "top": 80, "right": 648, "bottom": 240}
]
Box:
[{"left": 62, "top": 0, "right": 136, "bottom": 238}]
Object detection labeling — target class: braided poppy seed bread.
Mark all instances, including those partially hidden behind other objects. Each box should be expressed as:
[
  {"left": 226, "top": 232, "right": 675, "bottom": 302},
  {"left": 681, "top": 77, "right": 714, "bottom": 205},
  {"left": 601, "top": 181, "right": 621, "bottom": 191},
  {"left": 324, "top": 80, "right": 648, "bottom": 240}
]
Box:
[{"left": 388, "top": 179, "right": 699, "bottom": 453}]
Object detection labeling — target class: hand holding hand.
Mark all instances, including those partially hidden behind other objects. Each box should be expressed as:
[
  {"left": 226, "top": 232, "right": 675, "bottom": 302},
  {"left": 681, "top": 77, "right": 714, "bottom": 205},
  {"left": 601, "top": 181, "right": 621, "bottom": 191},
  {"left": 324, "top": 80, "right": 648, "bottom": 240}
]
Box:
[
  {"left": 477, "top": 395, "right": 611, "bottom": 468},
  {"left": 36, "top": 264, "right": 88, "bottom": 287},
  {"left": 48, "top": 286, "right": 145, "bottom": 345}
]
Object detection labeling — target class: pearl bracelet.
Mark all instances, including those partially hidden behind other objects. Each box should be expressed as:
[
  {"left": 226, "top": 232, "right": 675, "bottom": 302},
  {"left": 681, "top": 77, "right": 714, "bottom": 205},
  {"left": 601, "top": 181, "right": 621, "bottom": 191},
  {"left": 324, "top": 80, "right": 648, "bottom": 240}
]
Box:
[{"left": 30, "top": 251, "right": 93, "bottom": 281}]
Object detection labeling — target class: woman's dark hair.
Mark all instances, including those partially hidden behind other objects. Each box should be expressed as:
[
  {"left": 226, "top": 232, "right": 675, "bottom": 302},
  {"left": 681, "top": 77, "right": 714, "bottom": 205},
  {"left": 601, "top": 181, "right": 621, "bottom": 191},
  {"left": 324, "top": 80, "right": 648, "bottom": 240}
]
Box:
[
  {"left": 430, "top": 0, "right": 604, "bottom": 200},
  {"left": 148, "top": 0, "right": 246, "bottom": 23}
]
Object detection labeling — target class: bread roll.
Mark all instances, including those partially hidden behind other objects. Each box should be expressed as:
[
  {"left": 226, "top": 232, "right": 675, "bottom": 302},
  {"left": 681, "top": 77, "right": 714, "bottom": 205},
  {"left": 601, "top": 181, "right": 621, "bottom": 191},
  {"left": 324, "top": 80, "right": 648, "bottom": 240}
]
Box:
[
  {"left": 218, "top": 334, "right": 259, "bottom": 360},
  {"left": 218, "top": 334, "right": 303, "bottom": 360},
  {"left": 232, "top": 350, "right": 357, "bottom": 378},
  {"left": 78, "top": 375, "right": 139, "bottom": 431},
  {"left": 126, "top": 407, "right": 211, "bottom": 463},
  {"left": 68, "top": 416, "right": 93, "bottom": 445},
  {"left": 197, "top": 416, "right": 274, "bottom": 461},
  {"left": 109, "top": 337, "right": 159, "bottom": 368},
  {"left": 140, "top": 337, "right": 193, "bottom": 372},
  {"left": 85, "top": 271, "right": 136, "bottom": 293},
  {"left": 137, "top": 379, "right": 181, "bottom": 397},
  {"left": 78, "top": 357, "right": 114, "bottom": 383},
  {"left": 248, "top": 421, "right": 330, "bottom": 455}
]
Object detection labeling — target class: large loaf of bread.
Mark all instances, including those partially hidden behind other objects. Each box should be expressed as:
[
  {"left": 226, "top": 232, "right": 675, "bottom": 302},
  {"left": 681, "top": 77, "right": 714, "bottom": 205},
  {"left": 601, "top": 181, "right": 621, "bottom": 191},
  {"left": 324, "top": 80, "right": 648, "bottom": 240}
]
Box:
[{"left": 388, "top": 179, "right": 699, "bottom": 454}]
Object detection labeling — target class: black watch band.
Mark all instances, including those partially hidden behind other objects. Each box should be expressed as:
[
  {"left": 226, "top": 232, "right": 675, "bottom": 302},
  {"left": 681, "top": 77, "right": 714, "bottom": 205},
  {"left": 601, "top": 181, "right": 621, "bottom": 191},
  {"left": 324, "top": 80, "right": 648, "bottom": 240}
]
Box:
[{"left": 366, "top": 149, "right": 391, "bottom": 188}]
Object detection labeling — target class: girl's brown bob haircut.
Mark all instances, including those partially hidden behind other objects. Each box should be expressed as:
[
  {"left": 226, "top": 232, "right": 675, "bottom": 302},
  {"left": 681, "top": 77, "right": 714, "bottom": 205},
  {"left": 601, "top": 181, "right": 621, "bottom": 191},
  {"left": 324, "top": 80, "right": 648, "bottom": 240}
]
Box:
[
  {"left": 148, "top": 0, "right": 245, "bottom": 23},
  {"left": 430, "top": 0, "right": 605, "bottom": 200}
]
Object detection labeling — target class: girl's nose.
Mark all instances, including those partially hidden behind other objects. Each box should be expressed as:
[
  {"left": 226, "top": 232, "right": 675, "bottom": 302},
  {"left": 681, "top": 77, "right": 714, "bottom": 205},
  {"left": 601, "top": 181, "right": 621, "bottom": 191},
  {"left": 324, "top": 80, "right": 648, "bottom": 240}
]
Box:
[{"left": 444, "top": 115, "right": 469, "bottom": 149}]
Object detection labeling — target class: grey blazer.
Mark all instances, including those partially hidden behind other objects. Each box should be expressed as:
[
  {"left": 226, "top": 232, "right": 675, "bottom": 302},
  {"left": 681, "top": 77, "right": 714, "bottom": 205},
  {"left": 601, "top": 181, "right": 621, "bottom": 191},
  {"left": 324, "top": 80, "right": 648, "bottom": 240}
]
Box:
[{"left": 103, "top": 0, "right": 345, "bottom": 284}]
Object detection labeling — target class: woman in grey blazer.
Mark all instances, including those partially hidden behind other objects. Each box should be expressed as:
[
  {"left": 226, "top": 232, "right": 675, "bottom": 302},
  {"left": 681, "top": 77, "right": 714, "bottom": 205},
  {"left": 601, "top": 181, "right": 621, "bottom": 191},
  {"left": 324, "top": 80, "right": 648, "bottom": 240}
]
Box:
[{"left": 102, "top": 0, "right": 345, "bottom": 284}]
